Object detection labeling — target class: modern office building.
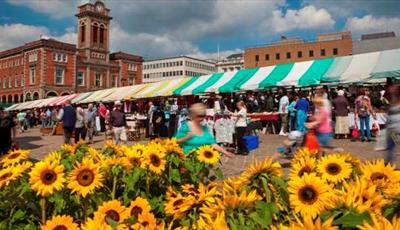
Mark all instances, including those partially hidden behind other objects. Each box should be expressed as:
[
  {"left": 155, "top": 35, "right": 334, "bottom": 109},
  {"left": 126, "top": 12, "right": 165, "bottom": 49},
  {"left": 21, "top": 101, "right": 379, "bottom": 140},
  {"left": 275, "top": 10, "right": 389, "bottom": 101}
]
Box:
[
  {"left": 244, "top": 31, "right": 353, "bottom": 68},
  {"left": 216, "top": 53, "right": 244, "bottom": 72},
  {"left": 142, "top": 56, "right": 216, "bottom": 83},
  {"left": 0, "top": 0, "right": 143, "bottom": 103}
]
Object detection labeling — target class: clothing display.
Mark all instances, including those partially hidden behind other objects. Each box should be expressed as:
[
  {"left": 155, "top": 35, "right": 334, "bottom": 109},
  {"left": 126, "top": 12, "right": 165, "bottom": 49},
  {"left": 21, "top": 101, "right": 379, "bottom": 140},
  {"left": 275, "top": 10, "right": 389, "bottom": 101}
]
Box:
[{"left": 214, "top": 118, "right": 235, "bottom": 144}]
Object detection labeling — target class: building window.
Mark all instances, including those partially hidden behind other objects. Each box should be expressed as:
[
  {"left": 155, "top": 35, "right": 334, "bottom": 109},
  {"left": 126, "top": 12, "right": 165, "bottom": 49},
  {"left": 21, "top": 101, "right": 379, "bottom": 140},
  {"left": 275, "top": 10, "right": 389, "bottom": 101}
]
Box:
[
  {"left": 29, "top": 66, "right": 35, "bottom": 84},
  {"left": 8, "top": 77, "right": 12, "bottom": 88},
  {"left": 309, "top": 50, "right": 314, "bottom": 57},
  {"left": 128, "top": 74, "right": 134, "bottom": 85},
  {"left": 93, "top": 25, "right": 98, "bottom": 43},
  {"left": 55, "top": 67, "right": 65, "bottom": 85},
  {"left": 99, "top": 27, "right": 105, "bottom": 44},
  {"left": 321, "top": 49, "right": 326, "bottom": 56},
  {"left": 333, "top": 48, "right": 338, "bottom": 55},
  {"left": 255, "top": 55, "right": 259, "bottom": 62},
  {"left": 128, "top": 64, "right": 136, "bottom": 71},
  {"left": 28, "top": 53, "right": 38, "bottom": 62},
  {"left": 2, "top": 79, "right": 5, "bottom": 88},
  {"left": 53, "top": 53, "right": 67, "bottom": 62},
  {"left": 275, "top": 53, "right": 280, "bottom": 60},
  {"left": 15, "top": 77, "right": 18, "bottom": 87},
  {"left": 80, "top": 25, "right": 85, "bottom": 42},
  {"left": 95, "top": 73, "right": 102, "bottom": 87},
  {"left": 297, "top": 51, "right": 302, "bottom": 58},
  {"left": 265, "top": 54, "right": 270, "bottom": 61},
  {"left": 111, "top": 74, "right": 117, "bottom": 87},
  {"left": 286, "top": 52, "right": 291, "bottom": 59},
  {"left": 77, "top": 72, "right": 85, "bottom": 86}
]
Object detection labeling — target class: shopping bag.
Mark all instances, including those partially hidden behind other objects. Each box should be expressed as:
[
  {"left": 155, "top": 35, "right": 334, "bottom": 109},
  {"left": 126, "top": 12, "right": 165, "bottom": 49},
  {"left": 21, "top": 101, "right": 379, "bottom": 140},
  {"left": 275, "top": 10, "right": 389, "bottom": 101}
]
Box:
[
  {"left": 304, "top": 129, "right": 319, "bottom": 152},
  {"left": 352, "top": 121, "right": 359, "bottom": 139},
  {"left": 371, "top": 120, "right": 380, "bottom": 136}
]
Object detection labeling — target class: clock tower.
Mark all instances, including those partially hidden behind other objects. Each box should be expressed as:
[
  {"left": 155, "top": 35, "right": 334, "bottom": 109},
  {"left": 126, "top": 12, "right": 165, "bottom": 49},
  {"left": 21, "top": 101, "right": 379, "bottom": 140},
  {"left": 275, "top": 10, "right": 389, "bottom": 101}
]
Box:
[{"left": 76, "top": 0, "right": 112, "bottom": 62}]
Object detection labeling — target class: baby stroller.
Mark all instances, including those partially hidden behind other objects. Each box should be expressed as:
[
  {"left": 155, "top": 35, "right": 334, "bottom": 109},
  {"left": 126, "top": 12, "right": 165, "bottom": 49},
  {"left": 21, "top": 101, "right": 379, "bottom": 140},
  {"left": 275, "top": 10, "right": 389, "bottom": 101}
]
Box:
[{"left": 276, "top": 131, "right": 305, "bottom": 159}]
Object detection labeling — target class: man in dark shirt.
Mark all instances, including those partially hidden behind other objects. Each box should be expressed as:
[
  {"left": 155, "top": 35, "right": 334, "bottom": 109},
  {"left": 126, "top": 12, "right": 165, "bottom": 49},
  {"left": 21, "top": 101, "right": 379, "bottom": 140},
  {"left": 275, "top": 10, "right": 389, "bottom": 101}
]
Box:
[
  {"left": 57, "top": 100, "right": 77, "bottom": 144},
  {"left": 110, "top": 101, "right": 127, "bottom": 144},
  {"left": 0, "top": 107, "right": 17, "bottom": 155}
]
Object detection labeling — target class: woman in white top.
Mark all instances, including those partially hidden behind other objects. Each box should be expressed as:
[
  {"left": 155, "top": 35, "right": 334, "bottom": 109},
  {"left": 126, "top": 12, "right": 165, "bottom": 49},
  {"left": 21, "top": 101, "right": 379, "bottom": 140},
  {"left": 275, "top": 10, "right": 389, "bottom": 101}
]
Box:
[{"left": 234, "top": 101, "right": 248, "bottom": 155}]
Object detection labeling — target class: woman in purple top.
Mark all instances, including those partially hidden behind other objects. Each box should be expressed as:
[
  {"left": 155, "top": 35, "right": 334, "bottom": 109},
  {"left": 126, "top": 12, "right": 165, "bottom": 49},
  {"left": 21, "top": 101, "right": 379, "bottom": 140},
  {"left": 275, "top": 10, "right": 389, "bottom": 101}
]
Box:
[{"left": 295, "top": 92, "right": 309, "bottom": 133}]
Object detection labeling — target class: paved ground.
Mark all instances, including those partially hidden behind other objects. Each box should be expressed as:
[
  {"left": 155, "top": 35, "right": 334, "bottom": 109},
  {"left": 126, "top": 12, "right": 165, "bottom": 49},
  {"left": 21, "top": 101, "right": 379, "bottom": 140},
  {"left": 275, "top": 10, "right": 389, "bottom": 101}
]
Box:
[{"left": 17, "top": 128, "right": 399, "bottom": 177}]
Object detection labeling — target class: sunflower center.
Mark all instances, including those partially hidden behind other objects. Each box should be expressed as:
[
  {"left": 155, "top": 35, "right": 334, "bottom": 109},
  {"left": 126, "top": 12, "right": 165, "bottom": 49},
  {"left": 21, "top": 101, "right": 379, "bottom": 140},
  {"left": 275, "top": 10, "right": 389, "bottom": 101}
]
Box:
[
  {"left": 77, "top": 169, "right": 95, "bottom": 186},
  {"left": 137, "top": 150, "right": 143, "bottom": 155},
  {"left": 142, "top": 221, "right": 149, "bottom": 227},
  {"left": 130, "top": 158, "right": 140, "bottom": 166},
  {"left": 53, "top": 225, "right": 68, "bottom": 230},
  {"left": 299, "top": 186, "right": 318, "bottom": 204},
  {"left": 40, "top": 170, "right": 57, "bottom": 185},
  {"left": 173, "top": 199, "right": 184, "bottom": 206},
  {"left": 204, "top": 151, "right": 213, "bottom": 159},
  {"left": 7, "top": 153, "right": 20, "bottom": 159},
  {"left": 370, "top": 172, "right": 388, "bottom": 181},
  {"left": 130, "top": 206, "right": 143, "bottom": 218},
  {"left": 326, "top": 163, "right": 341, "bottom": 175},
  {"left": 105, "top": 210, "right": 120, "bottom": 223},
  {"left": 298, "top": 166, "right": 312, "bottom": 177},
  {"left": 150, "top": 155, "right": 160, "bottom": 166},
  {"left": 0, "top": 172, "right": 12, "bottom": 181}
]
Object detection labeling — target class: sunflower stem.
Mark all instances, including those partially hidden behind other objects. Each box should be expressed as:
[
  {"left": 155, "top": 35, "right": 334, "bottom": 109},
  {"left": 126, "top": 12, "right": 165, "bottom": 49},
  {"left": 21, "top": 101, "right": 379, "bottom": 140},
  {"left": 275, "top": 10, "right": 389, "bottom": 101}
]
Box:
[
  {"left": 111, "top": 175, "right": 117, "bottom": 199},
  {"left": 40, "top": 197, "right": 46, "bottom": 224},
  {"left": 145, "top": 176, "right": 150, "bottom": 195}
]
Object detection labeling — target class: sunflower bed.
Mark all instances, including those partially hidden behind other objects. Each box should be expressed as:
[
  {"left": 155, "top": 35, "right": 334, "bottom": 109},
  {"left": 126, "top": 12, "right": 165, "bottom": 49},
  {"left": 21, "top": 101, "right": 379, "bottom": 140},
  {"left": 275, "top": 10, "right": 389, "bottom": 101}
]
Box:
[{"left": 0, "top": 140, "right": 399, "bottom": 230}]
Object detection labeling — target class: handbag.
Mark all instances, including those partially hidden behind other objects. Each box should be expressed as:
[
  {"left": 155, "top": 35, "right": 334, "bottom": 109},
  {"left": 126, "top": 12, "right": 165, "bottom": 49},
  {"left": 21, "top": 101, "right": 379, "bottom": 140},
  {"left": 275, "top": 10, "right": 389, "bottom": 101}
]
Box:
[
  {"left": 352, "top": 120, "right": 359, "bottom": 138},
  {"left": 304, "top": 129, "right": 319, "bottom": 152}
]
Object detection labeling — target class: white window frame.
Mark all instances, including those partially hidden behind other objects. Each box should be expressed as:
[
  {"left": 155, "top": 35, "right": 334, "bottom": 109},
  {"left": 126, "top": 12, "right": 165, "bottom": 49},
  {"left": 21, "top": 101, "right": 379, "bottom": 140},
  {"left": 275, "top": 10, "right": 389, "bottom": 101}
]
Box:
[
  {"left": 29, "top": 66, "right": 35, "bottom": 85},
  {"left": 55, "top": 67, "right": 65, "bottom": 85},
  {"left": 95, "top": 73, "right": 102, "bottom": 87},
  {"left": 14, "top": 77, "right": 18, "bottom": 87},
  {"left": 77, "top": 71, "right": 85, "bottom": 86},
  {"left": 8, "top": 77, "right": 12, "bottom": 88}
]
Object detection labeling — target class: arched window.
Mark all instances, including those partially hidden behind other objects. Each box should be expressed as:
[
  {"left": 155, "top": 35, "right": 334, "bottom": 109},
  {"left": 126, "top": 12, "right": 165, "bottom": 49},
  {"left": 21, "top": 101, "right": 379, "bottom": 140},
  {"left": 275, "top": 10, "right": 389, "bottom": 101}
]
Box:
[
  {"left": 25, "top": 93, "right": 31, "bottom": 101},
  {"left": 7, "top": 95, "right": 12, "bottom": 103},
  {"left": 80, "top": 25, "right": 85, "bottom": 42},
  {"left": 99, "top": 24, "right": 105, "bottom": 45},
  {"left": 33, "top": 92, "right": 39, "bottom": 100},
  {"left": 14, "top": 95, "right": 19, "bottom": 103},
  {"left": 1, "top": 95, "right": 6, "bottom": 103},
  {"left": 92, "top": 23, "right": 98, "bottom": 43}
]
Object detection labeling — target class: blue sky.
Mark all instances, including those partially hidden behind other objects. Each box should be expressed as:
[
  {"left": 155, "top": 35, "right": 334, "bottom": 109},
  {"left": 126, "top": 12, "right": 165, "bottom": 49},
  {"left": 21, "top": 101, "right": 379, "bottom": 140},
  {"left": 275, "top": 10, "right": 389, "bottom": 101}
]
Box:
[{"left": 0, "top": 0, "right": 399, "bottom": 60}]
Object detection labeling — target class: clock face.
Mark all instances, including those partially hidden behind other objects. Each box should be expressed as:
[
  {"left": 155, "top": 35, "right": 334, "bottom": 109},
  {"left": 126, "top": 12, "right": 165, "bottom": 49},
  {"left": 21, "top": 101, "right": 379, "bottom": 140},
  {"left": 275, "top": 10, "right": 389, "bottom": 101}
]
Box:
[{"left": 96, "top": 4, "right": 103, "bottom": 12}]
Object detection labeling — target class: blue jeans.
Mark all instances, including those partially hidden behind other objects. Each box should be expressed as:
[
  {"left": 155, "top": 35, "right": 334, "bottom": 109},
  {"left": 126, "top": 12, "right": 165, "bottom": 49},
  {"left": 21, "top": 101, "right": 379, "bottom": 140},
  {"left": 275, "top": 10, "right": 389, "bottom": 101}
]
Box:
[
  {"left": 296, "top": 110, "right": 307, "bottom": 133},
  {"left": 384, "top": 133, "right": 397, "bottom": 165},
  {"left": 359, "top": 116, "right": 371, "bottom": 140},
  {"left": 316, "top": 132, "right": 333, "bottom": 147}
]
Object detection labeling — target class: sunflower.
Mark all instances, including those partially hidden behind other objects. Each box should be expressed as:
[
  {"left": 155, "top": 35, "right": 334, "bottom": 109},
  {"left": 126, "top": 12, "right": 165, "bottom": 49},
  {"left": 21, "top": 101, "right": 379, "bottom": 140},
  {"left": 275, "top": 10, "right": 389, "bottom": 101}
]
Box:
[
  {"left": 143, "top": 145, "right": 166, "bottom": 174},
  {"left": 239, "top": 157, "right": 283, "bottom": 185},
  {"left": 290, "top": 154, "right": 316, "bottom": 178},
  {"left": 164, "top": 194, "right": 196, "bottom": 219},
  {"left": 131, "top": 211, "right": 157, "bottom": 230},
  {"left": 104, "top": 140, "right": 122, "bottom": 155},
  {"left": 293, "top": 148, "right": 318, "bottom": 162},
  {"left": 196, "top": 212, "right": 229, "bottom": 230},
  {"left": 220, "top": 190, "right": 261, "bottom": 209},
  {"left": 29, "top": 160, "right": 65, "bottom": 196},
  {"left": 196, "top": 146, "right": 220, "bottom": 165},
  {"left": 81, "top": 216, "right": 112, "bottom": 230},
  {"left": 342, "top": 152, "right": 362, "bottom": 171},
  {"left": 101, "top": 156, "right": 132, "bottom": 171},
  {"left": 384, "top": 182, "right": 400, "bottom": 198},
  {"left": 0, "top": 149, "right": 30, "bottom": 166},
  {"left": 341, "top": 177, "right": 388, "bottom": 215},
  {"left": 17, "top": 161, "right": 33, "bottom": 172},
  {"left": 61, "top": 144, "right": 75, "bottom": 155},
  {"left": 0, "top": 166, "right": 24, "bottom": 188},
  {"left": 124, "top": 146, "right": 143, "bottom": 168},
  {"left": 164, "top": 138, "right": 185, "bottom": 159},
  {"left": 166, "top": 186, "right": 178, "bottom": 199},
  {"left": 288, "top": 216, "right": 338, "bottom": 230},
  {"left": 197, "top": 182, "right": 219, "bottom": 204},
  {"left": 317, "top": 154, "right": 352, "bottom": 183},
  {"left": 94, "top": 200, "right": 129, "bottom": 226},
  {"left": 360, "top": 160, "right": 400, "bottom": 189},
  {"left": 67, "top": 157, "right": 103, "bottom": 197},
  {"left": 358, "top": 215, "right": 400, "bottom": 230},
  {"left": 87, "top": 147, "right": 105, "bottom": 163},
  {"left": 41, "top": 215, "right": 79, "bottom": 230},
  {"left": 128, "top": 197, "right": 152, "bottom": 219},
  {"left": 288, "top": 173, "right": 334, "bottom": 218},
  {"left": 43, "top": 151, "right": 62, "bottom": 163}
]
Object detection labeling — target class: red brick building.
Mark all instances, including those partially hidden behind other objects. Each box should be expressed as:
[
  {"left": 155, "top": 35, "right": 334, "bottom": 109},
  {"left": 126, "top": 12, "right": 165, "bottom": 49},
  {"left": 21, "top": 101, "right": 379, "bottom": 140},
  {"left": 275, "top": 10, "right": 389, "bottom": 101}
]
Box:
[{"left": 0, "top": 0, "right": 143, "bottom": 104}]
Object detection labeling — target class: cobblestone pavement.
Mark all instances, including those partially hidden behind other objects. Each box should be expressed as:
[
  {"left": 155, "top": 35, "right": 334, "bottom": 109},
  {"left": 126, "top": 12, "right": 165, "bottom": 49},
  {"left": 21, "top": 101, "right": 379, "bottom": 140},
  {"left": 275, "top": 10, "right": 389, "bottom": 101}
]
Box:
[{"left": 17, "top": 128, "right": 399, "bottom": 177}]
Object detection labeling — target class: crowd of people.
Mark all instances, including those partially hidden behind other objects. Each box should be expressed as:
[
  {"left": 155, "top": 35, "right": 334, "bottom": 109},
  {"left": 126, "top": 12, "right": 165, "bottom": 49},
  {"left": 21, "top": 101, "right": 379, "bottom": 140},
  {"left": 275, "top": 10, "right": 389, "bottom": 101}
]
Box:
[{"left": 0, "top": 83, "right": 399, "bottom": 164}]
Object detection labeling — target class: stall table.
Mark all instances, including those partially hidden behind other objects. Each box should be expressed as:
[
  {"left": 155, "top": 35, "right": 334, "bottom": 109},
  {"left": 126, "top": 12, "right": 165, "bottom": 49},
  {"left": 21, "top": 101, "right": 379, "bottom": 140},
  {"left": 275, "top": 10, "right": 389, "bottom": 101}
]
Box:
[{"left": 248, "top": 113, "right": 280, "bottom": 134}]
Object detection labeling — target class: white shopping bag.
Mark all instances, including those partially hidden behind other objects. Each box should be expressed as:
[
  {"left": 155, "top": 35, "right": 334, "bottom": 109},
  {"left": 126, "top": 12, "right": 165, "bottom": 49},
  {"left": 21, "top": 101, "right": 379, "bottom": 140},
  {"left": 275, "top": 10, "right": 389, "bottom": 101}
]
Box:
[{"left": 96, "top": 116, "right": 101, "bottom": 132}]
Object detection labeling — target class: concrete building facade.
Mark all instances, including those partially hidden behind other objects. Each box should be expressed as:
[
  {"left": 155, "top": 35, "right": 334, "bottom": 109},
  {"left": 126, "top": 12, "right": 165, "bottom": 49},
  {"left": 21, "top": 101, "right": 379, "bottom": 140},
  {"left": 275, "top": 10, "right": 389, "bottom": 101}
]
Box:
[
  {"left": 353, "top": 32, "right": 400, "bottom": 54},
  {"left": 142, "top": 56, "right": 216, "bottom": 83},
  {"left": 0, "top": 0, "right": 143, "bottom": 104},
  {"left": 244, "top": 31, "right": 353, "bottom": 68},
  {"left": 216, "top": 53, "right": 244, "bottom": 72}
]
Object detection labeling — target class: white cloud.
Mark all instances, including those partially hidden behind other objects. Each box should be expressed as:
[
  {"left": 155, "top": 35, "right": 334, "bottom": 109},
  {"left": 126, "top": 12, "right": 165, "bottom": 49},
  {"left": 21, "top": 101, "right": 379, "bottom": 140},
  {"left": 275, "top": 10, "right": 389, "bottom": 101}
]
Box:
[
  {"left": 345, "top": 15, "right": 400, "bottom": 37},
  {"left": 189, "top": 49, "right": 243, "bottom": 61},
  {"left": 6, "top": 0, "right": 77, "bottom": 19},
  {"left": 0, "top": 23, "right": 49, "bottom": 50},
  {"left": 270, "top": 5, "right": 335, "bottom": 33}
]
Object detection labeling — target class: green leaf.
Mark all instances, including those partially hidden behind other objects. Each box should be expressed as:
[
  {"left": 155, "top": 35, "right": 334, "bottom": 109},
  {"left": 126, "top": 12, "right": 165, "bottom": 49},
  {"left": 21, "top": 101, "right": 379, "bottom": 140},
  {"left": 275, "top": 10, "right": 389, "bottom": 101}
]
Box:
[
  {"left": 214, "top": 168, "right": 224, "bottom": 180},
  {"left": 169, "top": 168, "right": 181, "bottom": 183},
  {"left": 10, "top": 210, "right": 26, "bottom": 224},
  {"left": 333, "top": 211, "right": 371, "bottom": 227}
]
